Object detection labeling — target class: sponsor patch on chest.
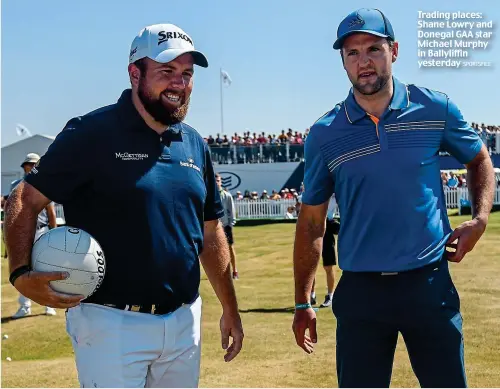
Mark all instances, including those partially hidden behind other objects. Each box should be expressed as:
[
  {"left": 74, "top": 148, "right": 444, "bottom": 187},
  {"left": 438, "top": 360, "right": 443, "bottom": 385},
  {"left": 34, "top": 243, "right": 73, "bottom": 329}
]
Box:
[{"left": 180, "top": 158, "right": 201, "bottom": 172}]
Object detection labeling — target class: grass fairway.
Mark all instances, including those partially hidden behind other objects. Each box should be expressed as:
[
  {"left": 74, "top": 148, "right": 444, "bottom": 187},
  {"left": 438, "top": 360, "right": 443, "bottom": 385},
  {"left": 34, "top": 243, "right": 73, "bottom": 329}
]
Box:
[{"left": 2, "top": 213, "right": 500, "bottom": 387}]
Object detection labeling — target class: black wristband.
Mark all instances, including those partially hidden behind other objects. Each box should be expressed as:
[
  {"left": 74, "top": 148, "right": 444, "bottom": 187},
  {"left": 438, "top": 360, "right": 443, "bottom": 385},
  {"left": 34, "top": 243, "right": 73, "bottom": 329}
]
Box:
[{"left": 9, "top": 265, "right": 31, "bottom": 286}]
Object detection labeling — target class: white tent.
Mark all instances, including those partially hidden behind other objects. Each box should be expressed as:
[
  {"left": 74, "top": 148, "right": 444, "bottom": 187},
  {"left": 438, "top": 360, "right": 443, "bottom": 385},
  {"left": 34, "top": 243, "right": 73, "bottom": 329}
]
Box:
[{"left": 1, "top": 134, "right": 55, "bottom": 195}]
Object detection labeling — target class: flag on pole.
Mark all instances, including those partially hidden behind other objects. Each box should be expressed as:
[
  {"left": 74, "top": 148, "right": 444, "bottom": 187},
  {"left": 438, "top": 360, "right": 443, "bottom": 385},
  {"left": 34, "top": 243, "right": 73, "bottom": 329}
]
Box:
[
  {"left": 221, "top": 69, "right": 232, "bottom": 87},
  {"left": 16, "top": 123, "right": 32, "bottom": 137}
]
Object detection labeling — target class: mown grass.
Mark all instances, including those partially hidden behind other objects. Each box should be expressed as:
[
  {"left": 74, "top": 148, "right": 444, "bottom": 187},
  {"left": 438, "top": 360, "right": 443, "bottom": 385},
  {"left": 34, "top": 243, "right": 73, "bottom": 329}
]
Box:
[{"left": 2, "top": 213, "right": 500, "bottom": 387}]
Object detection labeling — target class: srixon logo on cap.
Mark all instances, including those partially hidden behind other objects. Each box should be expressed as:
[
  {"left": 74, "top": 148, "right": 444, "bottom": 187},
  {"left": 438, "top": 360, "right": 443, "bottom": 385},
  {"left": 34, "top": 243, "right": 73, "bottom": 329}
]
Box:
[
  {"left": 158, "top": 31, "right": 193, "bottom": 46},
  {"left": 348, "top": 14, "right": 365, "bottom": 28},
  {"left": 129, "top": 47, "right": 137, "bottom": 60}
]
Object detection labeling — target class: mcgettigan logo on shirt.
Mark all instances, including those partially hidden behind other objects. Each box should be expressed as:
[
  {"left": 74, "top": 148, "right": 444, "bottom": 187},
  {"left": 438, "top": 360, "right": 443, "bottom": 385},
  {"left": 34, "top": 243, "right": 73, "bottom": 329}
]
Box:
[{"left": 115, "top": 152, "right": 149, "bottom": 161}]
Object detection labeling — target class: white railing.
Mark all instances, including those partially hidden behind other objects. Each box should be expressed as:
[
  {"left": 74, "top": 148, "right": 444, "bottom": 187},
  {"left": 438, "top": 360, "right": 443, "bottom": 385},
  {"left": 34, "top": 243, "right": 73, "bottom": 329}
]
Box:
[
  {"left": 443, "top": 187, "right": 462, "bottom": 209},
  {"left": 445, "top": 187, "right": 500, "bottom": 213},
  {"left": 234, "top": 199, "right": 297, "bottom": 220},
  {"left": 53, "top": 187, "right": 500, "bottom": 223},
  {"left": 444, "top": 187, "right": 476, "bottom": 209}
]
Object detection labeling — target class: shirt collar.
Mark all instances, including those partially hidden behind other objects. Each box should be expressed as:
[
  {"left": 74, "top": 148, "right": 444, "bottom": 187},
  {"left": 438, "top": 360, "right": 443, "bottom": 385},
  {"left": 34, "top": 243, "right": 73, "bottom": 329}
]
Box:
[
  {"left": 116, "top": 89, "right": 183, "bottom": 135},
  {"left": 389, "top": 77, "right": 410, "bottom": 111},
  {"left": 344, "top": 77, "right": 410, "bottom": 124}
]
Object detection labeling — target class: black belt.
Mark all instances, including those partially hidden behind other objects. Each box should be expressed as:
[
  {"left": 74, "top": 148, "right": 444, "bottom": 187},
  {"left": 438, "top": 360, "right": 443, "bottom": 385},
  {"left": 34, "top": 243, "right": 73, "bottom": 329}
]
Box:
[
  {"left": 37, "top": 224, "right": 48, "bottom": 230},
  {"left": 92, "top": 293, "right": 200, "bottom": 315},
  {"left": 343, "top": 260, "right": 443, "bottom": 277},
  {"left": 98, "top": 301, "right": 183, "bottom": 315}
]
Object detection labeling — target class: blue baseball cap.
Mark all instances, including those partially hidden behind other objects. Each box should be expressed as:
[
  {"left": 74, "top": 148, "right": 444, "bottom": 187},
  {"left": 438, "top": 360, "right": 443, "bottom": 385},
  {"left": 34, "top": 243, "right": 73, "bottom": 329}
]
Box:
[{"left": 333, "top": 8, "right": 395, "bottom": 50}]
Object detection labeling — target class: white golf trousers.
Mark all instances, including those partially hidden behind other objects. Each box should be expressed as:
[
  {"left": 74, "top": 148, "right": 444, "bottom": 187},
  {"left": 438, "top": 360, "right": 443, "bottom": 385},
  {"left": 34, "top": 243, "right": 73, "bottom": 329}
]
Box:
[{"left": 66, "top": 296, "right": 202, "bottom": 388}]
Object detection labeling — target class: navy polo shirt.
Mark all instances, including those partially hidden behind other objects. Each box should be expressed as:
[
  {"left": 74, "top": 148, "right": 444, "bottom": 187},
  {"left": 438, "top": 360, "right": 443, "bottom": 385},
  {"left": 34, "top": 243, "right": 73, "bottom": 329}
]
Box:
[
  {"left": 25, "top": 89, "right": 224, "bottom": 304},
  {"left": 302, "top": 77, "right": 483, "bottom": 272}
]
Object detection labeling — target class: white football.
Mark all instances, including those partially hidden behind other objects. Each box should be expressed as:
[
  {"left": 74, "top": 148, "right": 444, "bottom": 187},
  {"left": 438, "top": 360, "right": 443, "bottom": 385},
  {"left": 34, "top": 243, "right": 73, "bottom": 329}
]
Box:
[{"left": 31, "top": 226, "right": 105, "bottom": 298}]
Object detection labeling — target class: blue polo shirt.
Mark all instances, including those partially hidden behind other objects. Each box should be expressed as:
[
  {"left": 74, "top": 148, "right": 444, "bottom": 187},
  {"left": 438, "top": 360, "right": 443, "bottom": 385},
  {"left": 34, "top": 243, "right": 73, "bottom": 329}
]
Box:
[
  {"left": 302, "top": 77, "right": 483, "bottom": 272},
  {"left": 25, "top": 89, "right": 224, "bottom": 304}
]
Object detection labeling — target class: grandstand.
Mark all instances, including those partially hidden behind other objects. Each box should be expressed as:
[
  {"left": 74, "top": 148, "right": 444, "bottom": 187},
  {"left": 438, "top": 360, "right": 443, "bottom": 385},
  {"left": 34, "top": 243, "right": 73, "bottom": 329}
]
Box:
[{"left": 205, "top": 124, "right": 500, "bottom": 165}]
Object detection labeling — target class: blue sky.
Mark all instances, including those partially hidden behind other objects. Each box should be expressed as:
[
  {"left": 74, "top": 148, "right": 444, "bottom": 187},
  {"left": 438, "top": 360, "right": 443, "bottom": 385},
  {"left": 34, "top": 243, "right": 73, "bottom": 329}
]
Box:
[{"left": 2, "top": 0, "right": 498, "bottom": 146}]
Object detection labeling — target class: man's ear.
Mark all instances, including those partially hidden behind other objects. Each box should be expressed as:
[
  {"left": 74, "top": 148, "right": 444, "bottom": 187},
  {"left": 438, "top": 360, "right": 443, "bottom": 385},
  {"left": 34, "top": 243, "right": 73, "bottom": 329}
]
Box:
[
  {"left": 128, "top": 63, "right": 141, "bottom": 88},
  {"left": 391, "top": 41, "right": 399, "bottom": 63}
]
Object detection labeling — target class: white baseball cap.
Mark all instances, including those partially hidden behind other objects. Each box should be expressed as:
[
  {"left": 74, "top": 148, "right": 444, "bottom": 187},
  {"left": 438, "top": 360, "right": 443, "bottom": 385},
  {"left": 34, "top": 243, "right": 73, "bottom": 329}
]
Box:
[
  {"left": 21, "top": 153, "right": 40, "bottom": 167},
  {"left": 129, "top": 24, "right": 208, "bottom": 68}
]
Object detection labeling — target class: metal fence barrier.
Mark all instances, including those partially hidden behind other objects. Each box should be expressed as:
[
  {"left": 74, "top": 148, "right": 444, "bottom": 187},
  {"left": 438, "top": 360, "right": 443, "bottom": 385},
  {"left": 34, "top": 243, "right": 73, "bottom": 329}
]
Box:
[{"left": 208, "top": 144, "right": 304, "bottom": 164}]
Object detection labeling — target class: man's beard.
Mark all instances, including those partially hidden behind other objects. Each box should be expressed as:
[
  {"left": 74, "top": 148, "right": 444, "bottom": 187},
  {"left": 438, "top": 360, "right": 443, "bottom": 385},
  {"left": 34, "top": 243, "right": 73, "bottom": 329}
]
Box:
[
  {"left": 138, "top": 80, "right": 190, "bottom": 126},
  {"left": 352, "top": 72, "right": 390, "bottom": 96}
]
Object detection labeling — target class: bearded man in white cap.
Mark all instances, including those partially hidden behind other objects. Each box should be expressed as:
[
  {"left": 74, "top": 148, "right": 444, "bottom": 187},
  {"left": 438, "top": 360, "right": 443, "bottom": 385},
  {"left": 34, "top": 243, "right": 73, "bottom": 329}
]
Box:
[{"left": 4, "top": 24, "right": 243, "bottom": 388}]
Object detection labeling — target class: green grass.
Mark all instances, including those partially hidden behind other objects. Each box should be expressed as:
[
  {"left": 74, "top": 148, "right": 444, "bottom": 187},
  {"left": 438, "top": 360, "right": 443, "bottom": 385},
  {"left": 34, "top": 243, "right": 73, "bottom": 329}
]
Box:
[{"left": 2, "top": 213, "right": 500, "bottom": 387}]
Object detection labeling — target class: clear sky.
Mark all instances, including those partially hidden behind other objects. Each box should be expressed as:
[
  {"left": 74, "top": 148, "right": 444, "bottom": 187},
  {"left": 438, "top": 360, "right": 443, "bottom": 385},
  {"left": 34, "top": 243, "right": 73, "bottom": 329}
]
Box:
[{"left": 2, "top": 0, "right": 498, "bottom": 146}]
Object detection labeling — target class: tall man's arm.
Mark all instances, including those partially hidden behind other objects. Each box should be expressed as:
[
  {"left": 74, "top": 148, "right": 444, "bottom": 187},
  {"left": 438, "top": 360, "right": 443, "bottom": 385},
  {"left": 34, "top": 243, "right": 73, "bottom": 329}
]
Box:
[
  {"left": 292, "top": 201, "right": 328, "bottom": 354},
  {"left": 466, "top": 146, "right": 495, "bottom": 222},
  {"left": 447, "top": 146, "right": 495, "bottom": 262},
  {"left": 4, "top": 182, "right": 84, "bottom": 307},
  {"left": 200, "top": 219, "right": 243, "bottom": 362},
  {"left": 441, "top": 97, "right": 496, "bottom": 263},
  {"left": 291, "top": 123, "right": 334, "bottom": 354}
]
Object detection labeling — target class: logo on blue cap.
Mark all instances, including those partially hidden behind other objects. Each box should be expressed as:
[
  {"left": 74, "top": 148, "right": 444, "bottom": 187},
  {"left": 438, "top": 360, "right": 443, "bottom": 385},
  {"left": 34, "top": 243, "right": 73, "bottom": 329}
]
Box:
[{"left": 348, "top": 14, "right": 365, "bottom": 28}]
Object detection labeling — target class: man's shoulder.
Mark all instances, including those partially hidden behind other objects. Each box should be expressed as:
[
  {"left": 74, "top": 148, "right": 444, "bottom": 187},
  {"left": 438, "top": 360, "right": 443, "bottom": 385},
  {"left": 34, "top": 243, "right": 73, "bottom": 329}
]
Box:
[
  {"left": 312, "top": 104, "right": 343, "bottom": 128},
  {"left": 221, "top": 189, "right": 233, "bottom": 198},
  {"left": 178, "top": 122, "right": 203, "bottom": 139},
  {"left": 407, "top": 84, "right": 449, "bottom": 108},
  {"left": 58, "top": 103, "right": 119, "bottom": 141},
  {"left": 78, "top": 102, "right": 119, "bottom": 128},
  {"left": 82, "top": 103, "right": 118, "bottom": 121},
  {"left": 177, "top": 122, "right": 208, "bottom": 149},
  {"left": 308, "top": 103, "right": 344, "bottom": 141}
]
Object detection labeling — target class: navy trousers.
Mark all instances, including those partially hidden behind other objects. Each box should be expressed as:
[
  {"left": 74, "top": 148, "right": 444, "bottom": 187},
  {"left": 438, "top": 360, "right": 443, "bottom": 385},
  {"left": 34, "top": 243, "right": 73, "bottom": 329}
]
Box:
[{"left": 332, "top": 259, "right": 466, "bottom": 388}]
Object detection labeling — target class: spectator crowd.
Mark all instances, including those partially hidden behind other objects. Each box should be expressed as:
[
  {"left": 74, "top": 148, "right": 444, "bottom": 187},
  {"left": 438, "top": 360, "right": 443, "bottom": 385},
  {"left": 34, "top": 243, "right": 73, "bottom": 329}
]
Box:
[
  {"left": 203, "top": 122, "right": 500, "bottom": 164},
  {"left": 441, "top": 172, "right": 467, "bottom": 189},
  {"left": 204, "top": 128, "right": 309, "bottom": 164},
  {"left": 229, "top": 187, "right": 303, "bottom": 219},
  {"left": 232, "top": 187, "right": 301, "bottom": 201},
  {"left": 205, "top": 128, "right": 309, "bottom": 148},
  {"left": 471, "top": 122, "right": 499, "bottom": 154}
]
